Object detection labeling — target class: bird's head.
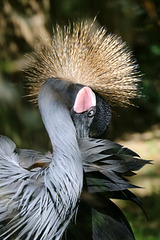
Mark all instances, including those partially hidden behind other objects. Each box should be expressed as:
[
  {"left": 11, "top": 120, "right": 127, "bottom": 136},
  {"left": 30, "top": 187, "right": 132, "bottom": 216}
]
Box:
[
  {"left": 41, "top": 78, "right": 111, "bottom": 138},
  {"left": 70, "top": 85, "right": 111, "bottom": 138}
]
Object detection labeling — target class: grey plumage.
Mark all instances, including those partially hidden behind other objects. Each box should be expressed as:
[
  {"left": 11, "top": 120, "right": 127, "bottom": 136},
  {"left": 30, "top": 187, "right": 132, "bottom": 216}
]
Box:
[
  {"left": 0, "top": 77, "right": 149, "bottom": 240},
  {"left": 0, "top": 134, "right": 150, "bottom": 240},
  {"left": 0, "top": 79, "right": 83, "bottom": 240}
]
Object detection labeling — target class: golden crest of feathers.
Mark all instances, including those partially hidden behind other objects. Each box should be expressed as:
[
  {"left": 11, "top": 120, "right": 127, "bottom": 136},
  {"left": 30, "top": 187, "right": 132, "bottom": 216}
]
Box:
[{"left": 26, "top": 20, "right": 141, "bottom": 107}]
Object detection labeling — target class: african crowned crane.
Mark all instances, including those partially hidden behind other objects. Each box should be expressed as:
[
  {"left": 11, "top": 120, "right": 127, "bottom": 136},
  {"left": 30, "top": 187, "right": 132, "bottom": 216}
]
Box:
[{"left": 0, "top": 20, "right": 150, "bottom": 240}]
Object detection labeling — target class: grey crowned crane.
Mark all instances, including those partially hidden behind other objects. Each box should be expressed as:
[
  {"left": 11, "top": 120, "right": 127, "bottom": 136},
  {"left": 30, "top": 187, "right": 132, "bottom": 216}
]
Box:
[{"left": 0, "top": 20, "right": 150, "bottom": 240}]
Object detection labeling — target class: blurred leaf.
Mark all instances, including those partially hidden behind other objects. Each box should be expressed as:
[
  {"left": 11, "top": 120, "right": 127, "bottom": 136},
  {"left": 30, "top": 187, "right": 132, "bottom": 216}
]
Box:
[{"left": 150, "top": 45, "right": 160, "bottom": 56}]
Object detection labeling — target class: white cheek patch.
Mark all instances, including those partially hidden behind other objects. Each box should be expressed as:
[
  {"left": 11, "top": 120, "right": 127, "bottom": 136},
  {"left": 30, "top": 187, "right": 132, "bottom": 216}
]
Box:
[{"left": 73, "top": 87, "right": 96, "bottom": 113}]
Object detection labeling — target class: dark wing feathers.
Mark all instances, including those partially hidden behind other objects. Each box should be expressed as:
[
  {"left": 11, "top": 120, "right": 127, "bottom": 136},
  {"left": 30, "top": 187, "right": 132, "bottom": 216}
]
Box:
[
  {"left": 74, "top": 138, "right": 149, "bottom": 240},
  {"left": 91, "top": 199, "right": 135, "bottom": 240},
  {"left": 80, "top": 138, "right": 150, "bottom": 194},
  {"left": 65, "top": 191, "right": 136, "bottom": 240}
]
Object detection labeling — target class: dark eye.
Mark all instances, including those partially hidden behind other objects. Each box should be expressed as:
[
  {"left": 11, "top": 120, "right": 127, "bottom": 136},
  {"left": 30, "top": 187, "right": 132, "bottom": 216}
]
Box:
[{"left": 87, "top": 108, "right": 96, "bottom": 118}]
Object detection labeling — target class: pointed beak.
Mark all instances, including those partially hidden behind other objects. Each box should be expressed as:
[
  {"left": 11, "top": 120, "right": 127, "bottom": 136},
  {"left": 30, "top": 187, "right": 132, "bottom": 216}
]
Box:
[
  {"left": 70, "top": 110, "right": 91, "bottom": 138},
  {"left": 76, "top": 123, "right": 89, "bottom": 138}
]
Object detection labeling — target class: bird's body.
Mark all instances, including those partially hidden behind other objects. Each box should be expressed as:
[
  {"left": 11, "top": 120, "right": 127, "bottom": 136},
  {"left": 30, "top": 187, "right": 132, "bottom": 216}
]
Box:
[
  {"left": 0, "top": 20, "right": 149, "bottom": 240},
  {"left": 0, "top": 79, "right": 83, "bottom": 240},
  {"left": 0, "top": 134, "right": 149, "bottom": 240}
]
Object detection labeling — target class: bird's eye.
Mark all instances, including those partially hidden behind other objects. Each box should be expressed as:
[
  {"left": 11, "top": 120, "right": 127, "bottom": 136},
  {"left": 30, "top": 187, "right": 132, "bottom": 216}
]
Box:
[{"left": 87, "top": 108, "right": 96, "bottom": 118}]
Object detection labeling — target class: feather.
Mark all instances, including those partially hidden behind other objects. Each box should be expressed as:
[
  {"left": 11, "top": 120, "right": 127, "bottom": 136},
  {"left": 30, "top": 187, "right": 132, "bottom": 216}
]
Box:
[
  {"left": 26, "top": 20, "right": 141, "bottom": 107},
  {"left": 68, "top": 138, "right": 150, "bottom": 240}
]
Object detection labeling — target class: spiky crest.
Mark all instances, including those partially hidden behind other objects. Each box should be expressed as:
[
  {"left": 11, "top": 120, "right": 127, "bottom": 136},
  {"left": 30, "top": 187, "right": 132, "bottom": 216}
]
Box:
[{"left": 26, "top": 20, "right": 141, "bottom": 107}]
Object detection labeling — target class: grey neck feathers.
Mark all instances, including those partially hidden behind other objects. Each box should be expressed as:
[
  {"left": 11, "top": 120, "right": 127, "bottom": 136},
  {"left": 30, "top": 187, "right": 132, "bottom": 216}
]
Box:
[{"left": 38, "top": 79, "right": 82, "bottom": 168}]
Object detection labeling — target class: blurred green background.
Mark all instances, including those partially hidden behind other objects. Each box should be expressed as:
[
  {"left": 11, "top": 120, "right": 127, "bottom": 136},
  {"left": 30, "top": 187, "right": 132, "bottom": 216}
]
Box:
[{"left": 0, "top": 0, "right": 160, "bottom": 239}]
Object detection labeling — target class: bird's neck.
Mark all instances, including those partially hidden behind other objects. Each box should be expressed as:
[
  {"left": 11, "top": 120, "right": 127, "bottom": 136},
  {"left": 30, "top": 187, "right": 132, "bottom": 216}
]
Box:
[
  {"left": 38, "top": 80, "right": 82, "bottom": 167},
  {"left": 38, "top": 80, "right": 83, "bottom": 200}
]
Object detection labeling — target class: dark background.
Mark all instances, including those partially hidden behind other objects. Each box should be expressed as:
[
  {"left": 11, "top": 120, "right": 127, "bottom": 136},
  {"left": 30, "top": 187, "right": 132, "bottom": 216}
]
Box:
[{"left": 0, "top": 1, "right": 160, "bottom": 239}]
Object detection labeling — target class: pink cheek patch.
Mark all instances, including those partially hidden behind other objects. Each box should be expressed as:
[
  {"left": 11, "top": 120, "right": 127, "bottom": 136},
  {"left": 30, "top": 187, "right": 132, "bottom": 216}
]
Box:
[{"left": 73, "top": 87, "right": 96, "bottom": 113}]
